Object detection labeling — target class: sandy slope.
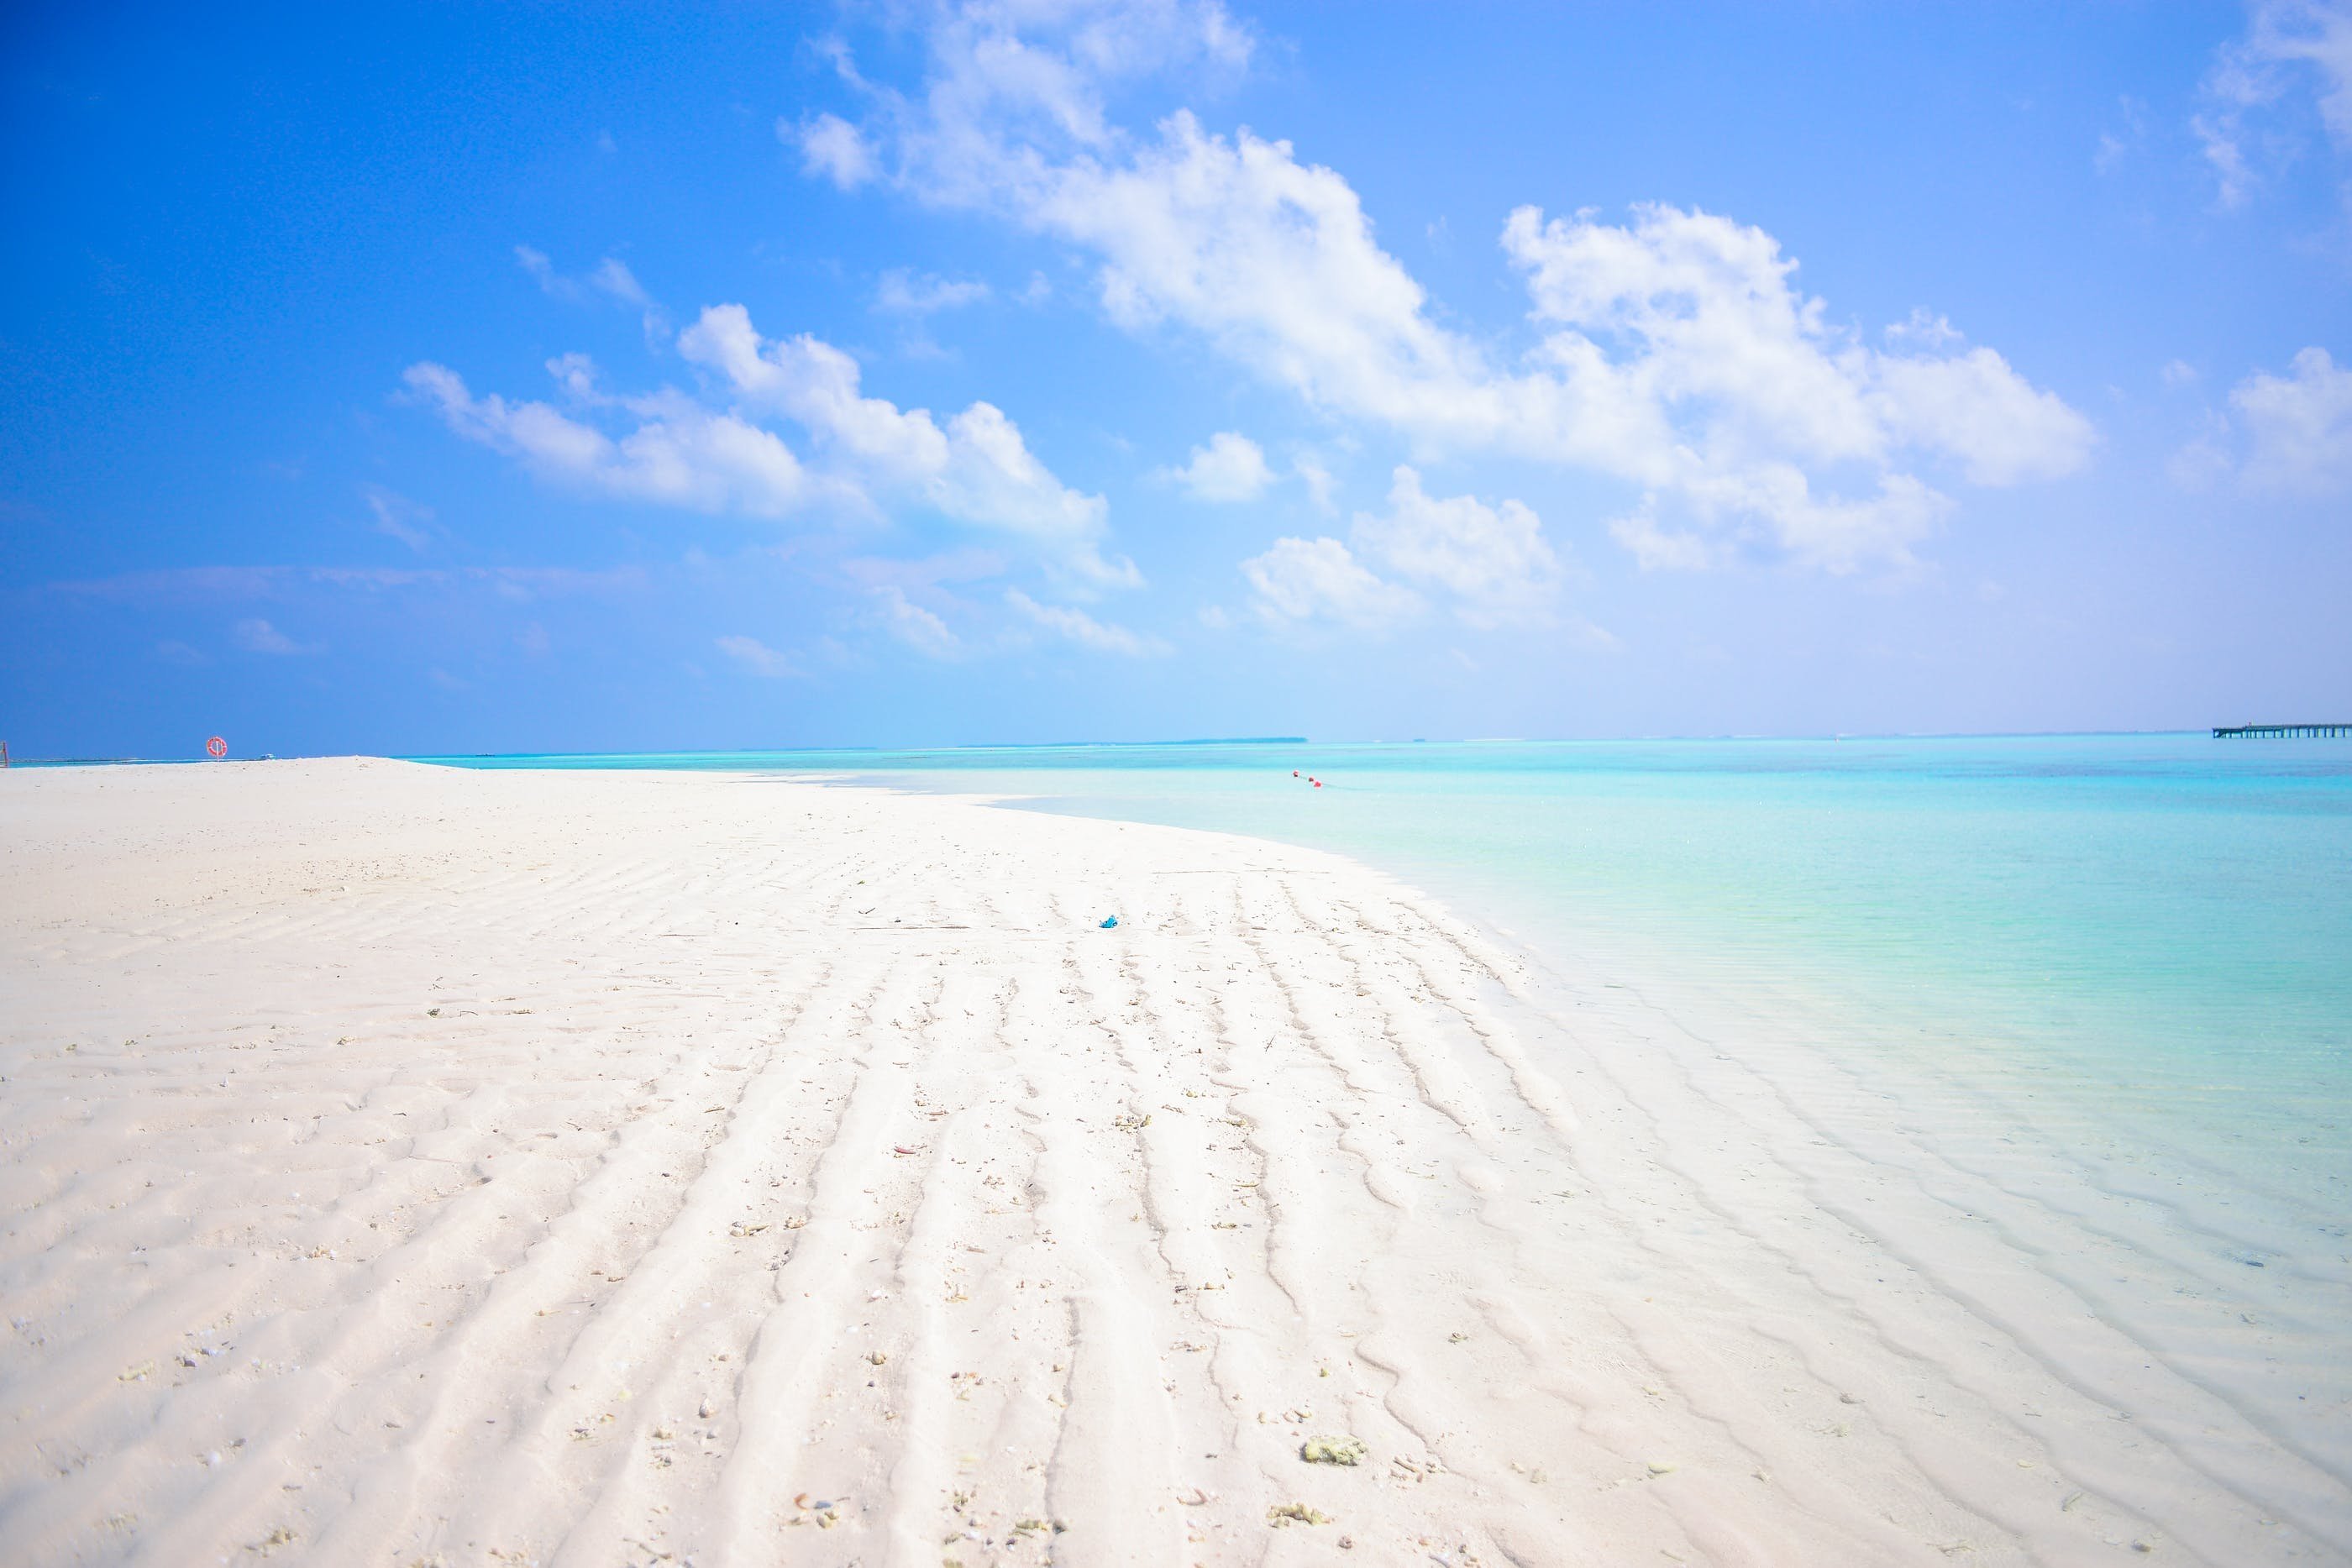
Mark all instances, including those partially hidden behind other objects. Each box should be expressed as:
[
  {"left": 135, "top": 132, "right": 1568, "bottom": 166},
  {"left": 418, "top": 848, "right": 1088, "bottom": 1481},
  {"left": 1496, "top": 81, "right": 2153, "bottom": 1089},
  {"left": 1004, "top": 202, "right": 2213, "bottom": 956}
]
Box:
[{"left": 0, "top": 759, "right": 2338, "bottom": 1568}]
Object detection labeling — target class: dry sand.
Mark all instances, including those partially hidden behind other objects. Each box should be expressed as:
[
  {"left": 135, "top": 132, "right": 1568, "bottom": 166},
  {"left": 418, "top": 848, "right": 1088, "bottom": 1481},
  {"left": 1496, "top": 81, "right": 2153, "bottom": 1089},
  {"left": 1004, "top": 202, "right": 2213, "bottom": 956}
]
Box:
[{"left": 0, "top": 759, "right": 2336, "bottom": 1566}]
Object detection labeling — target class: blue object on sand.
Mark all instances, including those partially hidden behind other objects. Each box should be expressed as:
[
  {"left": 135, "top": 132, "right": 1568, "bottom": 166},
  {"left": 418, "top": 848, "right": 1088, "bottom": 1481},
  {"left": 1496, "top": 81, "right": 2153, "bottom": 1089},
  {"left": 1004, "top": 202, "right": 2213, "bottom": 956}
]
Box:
[{"left": 1100, "top": 915, "right": 1118, "bottom": 929}]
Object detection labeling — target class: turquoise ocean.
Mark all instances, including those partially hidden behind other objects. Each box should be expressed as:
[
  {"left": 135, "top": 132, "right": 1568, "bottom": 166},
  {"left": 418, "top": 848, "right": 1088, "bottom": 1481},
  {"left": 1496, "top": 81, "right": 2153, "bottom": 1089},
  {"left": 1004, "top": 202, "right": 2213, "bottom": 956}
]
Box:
[
  {"left": 429, "top": 732, "right": 2352, "bottom": 1529},
  {"left": 429, "top": 731, "right": 2351, "bottom": 1126}
]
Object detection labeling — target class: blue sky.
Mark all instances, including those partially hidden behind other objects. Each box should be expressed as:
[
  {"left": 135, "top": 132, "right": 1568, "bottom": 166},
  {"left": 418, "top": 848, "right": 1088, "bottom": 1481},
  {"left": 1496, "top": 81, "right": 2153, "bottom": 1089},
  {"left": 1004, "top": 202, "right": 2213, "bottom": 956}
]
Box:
[{"left": 4, "top": 1, "right": 2349, "bottom": 756}]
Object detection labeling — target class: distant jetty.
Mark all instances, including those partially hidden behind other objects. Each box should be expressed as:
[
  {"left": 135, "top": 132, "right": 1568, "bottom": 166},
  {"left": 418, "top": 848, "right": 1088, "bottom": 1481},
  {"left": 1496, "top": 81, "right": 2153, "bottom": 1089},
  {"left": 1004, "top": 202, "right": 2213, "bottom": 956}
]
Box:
[{"left": 2213, "top": 723, "right": 2351, "bottom": 738}]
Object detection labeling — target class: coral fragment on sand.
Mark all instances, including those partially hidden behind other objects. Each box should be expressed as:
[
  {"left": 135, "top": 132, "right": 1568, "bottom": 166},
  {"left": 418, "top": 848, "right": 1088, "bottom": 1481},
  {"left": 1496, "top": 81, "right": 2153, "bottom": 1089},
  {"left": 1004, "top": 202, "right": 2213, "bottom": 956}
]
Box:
[{"left": 1300, "top": 1434, "right": 1369, "bottom": 1466}]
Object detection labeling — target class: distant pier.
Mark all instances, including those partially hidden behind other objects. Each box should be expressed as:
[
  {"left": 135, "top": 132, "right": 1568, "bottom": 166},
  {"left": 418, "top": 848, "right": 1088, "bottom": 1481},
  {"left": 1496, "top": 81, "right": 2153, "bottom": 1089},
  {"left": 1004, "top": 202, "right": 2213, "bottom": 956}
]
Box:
[{"left": 2213, "top": 722, "right": 2351, "bottom": 738}]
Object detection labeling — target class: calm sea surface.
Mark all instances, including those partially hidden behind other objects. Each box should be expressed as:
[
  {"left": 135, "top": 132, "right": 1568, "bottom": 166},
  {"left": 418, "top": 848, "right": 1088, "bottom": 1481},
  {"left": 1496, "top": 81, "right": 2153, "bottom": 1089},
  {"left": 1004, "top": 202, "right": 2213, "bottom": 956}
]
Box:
[
  {"left": 431, "top": 732, "right": 2352, "bottom": 1529},
  {"left": 428, "top": 732, "right": 2352, "bottom": 1120}
]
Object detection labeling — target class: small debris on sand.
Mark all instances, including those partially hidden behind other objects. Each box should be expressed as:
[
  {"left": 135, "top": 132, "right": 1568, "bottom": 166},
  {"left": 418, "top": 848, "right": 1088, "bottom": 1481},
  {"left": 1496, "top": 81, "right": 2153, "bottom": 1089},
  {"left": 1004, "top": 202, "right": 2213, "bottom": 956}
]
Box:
[{"left": 1300, "top": 1434, "right": 1370, "bottom": 1466}]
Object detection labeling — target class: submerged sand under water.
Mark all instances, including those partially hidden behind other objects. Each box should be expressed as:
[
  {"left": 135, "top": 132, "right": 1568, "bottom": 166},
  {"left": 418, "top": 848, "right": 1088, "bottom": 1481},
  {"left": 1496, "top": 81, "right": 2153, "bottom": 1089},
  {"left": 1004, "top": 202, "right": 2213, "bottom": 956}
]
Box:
[{"left": 0, "top": 758, "right": 2343, "bottom": 1565}]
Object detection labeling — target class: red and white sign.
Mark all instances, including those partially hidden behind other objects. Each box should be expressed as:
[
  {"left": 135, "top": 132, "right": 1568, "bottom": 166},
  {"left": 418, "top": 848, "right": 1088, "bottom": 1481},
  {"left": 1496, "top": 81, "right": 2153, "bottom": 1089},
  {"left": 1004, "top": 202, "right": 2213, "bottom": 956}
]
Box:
[{"left": 205, "top": 736, "right": 228, "bottom": 758}]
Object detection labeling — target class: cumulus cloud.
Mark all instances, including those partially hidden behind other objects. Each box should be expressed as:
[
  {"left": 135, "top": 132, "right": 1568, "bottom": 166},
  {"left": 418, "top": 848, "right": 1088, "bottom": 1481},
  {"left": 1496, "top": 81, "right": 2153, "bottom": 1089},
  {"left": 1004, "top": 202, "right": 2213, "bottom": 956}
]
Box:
[
  {"left": 806, "top": 0, "right": 2092, "bottom": 573},
  {"left": 407, "top": 304, "right": 1132, "bottom": 588},
  {"left": 1240, "top": 536, "right": 1418, "bottom": 627},
  {"left": 2167, "top": 347, "right": 2352, "bottom": 494},
  {"left": 405, "top": 361, "right": 817, "bottom": 517},
  {"left": 2232, "top": 346, "right": 2352, "bottom": 493},
  {"left": 676, "top": 303, "right": 1135, "bottom": 585},
  {"left": 1006, "top": 587, "right": 1167, "bottom": 654},
  {"left": 1350, "top": 466, "right": 1558, "bottom": 625},
  {"left": 1240, "top": 467, "right": 1564, "bottom": 628},
  {"left": 1158, "top": 430, "right": 1274, "bottom": 501},
  {"left": 716, "top": 633, "right": 801, "bottom": 677},
  {"left": 796, "top": 111, "right": 878, "bottom": 188}
]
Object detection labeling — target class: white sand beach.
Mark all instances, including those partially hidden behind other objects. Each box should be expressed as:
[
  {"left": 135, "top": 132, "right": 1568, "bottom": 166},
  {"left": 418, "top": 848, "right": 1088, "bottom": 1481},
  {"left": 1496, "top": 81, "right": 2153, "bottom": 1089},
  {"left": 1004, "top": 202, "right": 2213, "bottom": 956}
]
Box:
[{"left": 1, "top": 759, "right": 2339, "bottom": 1567}]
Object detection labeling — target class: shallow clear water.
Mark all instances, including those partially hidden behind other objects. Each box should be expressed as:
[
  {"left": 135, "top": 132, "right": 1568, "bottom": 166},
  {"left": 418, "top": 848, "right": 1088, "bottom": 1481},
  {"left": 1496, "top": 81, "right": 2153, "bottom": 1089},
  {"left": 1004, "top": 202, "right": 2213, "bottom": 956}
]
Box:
[
  {"left": 426, "top": 732, "right": 2352, "bottom": 1110},
  {"left": 428, "top": 733, "right": 2352, "bottom": 1240},
  {"left": 428, "top": 732, "right": 2352, "bottom": 1536}
]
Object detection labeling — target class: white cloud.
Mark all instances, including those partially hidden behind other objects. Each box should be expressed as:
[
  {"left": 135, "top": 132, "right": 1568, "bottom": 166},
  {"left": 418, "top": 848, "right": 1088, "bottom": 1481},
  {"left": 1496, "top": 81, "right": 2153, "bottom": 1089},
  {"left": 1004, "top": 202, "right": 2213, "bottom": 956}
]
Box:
[
  {"left": 1240, "top": 536, "right": 1418, "bottom": 627},
  {"left": 1349, "top": 466, "right": 1557, "bottom": 625},
  {"left": 676, "top": 303, "right": 1135, "bottom": 585},
  {"left": 1006, "top": 587, "right": 1167, "bottom": 654},
  {"left": 591, "top": 257, "right": 651, "bottom": 307},
  {"left": 405, "top": 361, "right": 816, "bottom": 517},
  {"left": 716, "top": 634, "right": 801, "bottom": 677},
  {"left": 2095, "top": 95, "right": 2150, "bottom": 176},
  {"left": 874, "top": 585, "right": 962, "bottom": 658},
  {"left": 2192, "top": 112, "right": 2258, "bottom": 207},
  {"left": 2234, "top": 346, "right": 2352, "bottom": 493},
  {"left": 513, "top": 247, "right": 669, "bottom": 342},
  {"left": 1883, "top": 309, "right": 1963, "bottom": 349},
  {"left": 1293, "top": 454, "right": 1337, "bottom": 512},
  {"left": 515, "top": 244, "right": 564, "bottom": 295},
  {"left": 2199, "top": 1, "right": 2352, "bottom": 206},
  {"left": 2162, "top": 359, "right": 2201, "bottom": 388},
  {"left": 875, "top": 268, "right": 992, "bottom": 314},
  {"left": 796, "top": 112, "right": 877, "bottom": 188},
  {"left": 363, "top": 485, "right": 435, "bottom": 552},
  {"left": 1502, "top": 205, "right": 2094, "bottom": 494},
  {"left": 233, "top": 617, "right": 312, "bottom": 655},
  {"left": 516, "top": 246, "right": 654, "bottom": 307},
  {"left": 2166, "top": 346, "right": 2352, "bottom": 494},
  {"left": 810, "top": 3, "right": 2092, "bottom": 574},
  {"left": 1158, "top": 430, "right": 1273, "bottom": 501},
  {"left": 1609, "top": 506, "right": 1718, "bottom": 572},
  {"left": 407, "top": 303, "right": 1131, "bottom": 588}
]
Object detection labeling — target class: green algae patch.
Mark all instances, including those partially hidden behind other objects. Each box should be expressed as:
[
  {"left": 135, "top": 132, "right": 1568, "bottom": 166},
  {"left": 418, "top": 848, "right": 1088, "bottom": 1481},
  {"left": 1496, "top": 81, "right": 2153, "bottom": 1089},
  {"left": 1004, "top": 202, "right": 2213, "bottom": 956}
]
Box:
[{"left": 1299, "top": 1434, "right": 1369, "bottom": 1466}]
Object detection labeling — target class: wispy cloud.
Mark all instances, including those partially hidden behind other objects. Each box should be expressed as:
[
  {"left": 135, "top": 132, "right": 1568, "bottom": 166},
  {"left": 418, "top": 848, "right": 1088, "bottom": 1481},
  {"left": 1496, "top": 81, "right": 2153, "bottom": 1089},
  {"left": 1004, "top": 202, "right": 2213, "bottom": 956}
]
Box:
[
  {"left": 874, "top": 268, "right": 991, "bottom": 314},
  {"left": 1005, "top": 587, "right": 1168, "bottom": 655},
  {"left": 2197, "top": 1, "right": 2352, "bottom": 207},
  {"left": 716, "top": 633, "right": 802, "bottom": 677},
  {"left": 232, "top": 617, "right": 315, "bottom": 655},
  {"left": 873, "top": 585, "right": 962, "bottom": 658},
  {"left": 514, "top": 245, "right": 669, "bottom": 337},
  {"left": 48, "top": 563, "right": 648, "bottom": 605},
  {"left": 363, "top": 485, "right": 437, "bottom": 552}
]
